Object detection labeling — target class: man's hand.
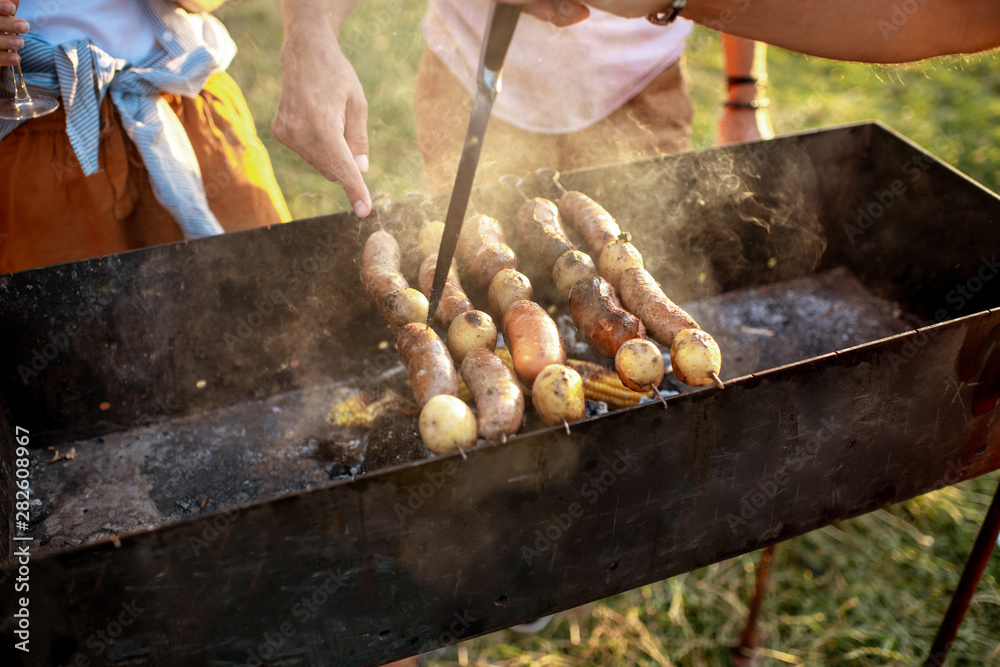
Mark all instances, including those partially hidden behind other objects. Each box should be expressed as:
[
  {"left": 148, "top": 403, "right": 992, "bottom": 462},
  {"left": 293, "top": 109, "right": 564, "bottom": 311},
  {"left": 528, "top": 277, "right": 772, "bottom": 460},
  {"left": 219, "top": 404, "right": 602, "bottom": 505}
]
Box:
[
  {"left": 273, "top": 0, "right": 371, "bottom": 217},
  {"left": 0, "top": 1, "right": 27, "bottom": 65}
]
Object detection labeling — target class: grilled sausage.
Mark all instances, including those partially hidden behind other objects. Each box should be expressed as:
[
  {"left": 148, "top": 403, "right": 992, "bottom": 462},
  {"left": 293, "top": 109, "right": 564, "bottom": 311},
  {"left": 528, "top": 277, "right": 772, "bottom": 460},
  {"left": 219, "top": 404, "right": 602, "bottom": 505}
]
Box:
[
  {"left": 569, "top": 276, "right": 647, "bottom": 358},
  {"left": 394, "top": 323, "right": 459, "bottom": 407},
  {"left": 501, "top": 300, "right": 567, "bottom": 387},
  {"left": 456, "top": 213, "right": 519, "bottom": 290},
  {"left": 461, "top": 348, "right": 524, "bottom": 441},
  {"left": 617, "top": 266, "right": 699, "bottom": 347},
  {"left": 515, "top": 197, "right": 577, "bottom": 274},
  {"left": 558, "top": 191, "right": 621, "bottom": 256},
  {"left": 418, "top": 253, "right": 473, "bottom": 330},
  {"left": 360, "top": 230, "right": 409, "bottom": 308}
]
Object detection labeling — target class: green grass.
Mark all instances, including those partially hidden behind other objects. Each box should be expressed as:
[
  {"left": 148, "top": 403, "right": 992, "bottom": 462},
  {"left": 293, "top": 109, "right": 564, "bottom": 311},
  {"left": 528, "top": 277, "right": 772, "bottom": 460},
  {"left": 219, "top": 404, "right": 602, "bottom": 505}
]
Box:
[{"left": 216, "top": 3, "right": 1000, "bottom": 663}]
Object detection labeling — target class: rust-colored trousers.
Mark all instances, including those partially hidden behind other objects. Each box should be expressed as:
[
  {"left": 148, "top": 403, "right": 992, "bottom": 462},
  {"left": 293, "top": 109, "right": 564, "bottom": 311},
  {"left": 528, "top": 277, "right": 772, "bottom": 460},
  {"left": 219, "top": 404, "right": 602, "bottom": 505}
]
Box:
[
  {"left": 414, "top": 48, "right": 694, "bottom": 194},
  {"left": 0, "top": 72, "right": 290, "bottom": 274}
]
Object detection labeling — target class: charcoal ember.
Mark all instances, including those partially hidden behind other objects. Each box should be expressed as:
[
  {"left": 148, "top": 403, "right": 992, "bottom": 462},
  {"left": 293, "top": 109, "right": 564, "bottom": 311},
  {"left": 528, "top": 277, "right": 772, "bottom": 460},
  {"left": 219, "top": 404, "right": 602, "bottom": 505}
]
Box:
[{"left": 361, "top": 414, "right": 430, "bottom": 473}]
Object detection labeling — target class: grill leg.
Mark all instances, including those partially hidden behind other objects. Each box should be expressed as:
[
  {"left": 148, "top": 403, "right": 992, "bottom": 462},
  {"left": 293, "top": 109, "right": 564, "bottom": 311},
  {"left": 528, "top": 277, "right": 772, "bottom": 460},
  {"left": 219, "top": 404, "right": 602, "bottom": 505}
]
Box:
[
  {"left": 730, "top": 544, "right": 777, "bottom": 666},
  {"left": 923, "top": 477, "right": 1000, "bottom": 667}
]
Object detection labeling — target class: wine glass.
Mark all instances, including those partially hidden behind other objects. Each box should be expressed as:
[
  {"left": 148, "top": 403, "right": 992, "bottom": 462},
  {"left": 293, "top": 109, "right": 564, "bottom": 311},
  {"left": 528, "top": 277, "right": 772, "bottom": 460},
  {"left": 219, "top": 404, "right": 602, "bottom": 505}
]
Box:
[{"left": 0, "top": 54, "right": 59, "bottom": 120}]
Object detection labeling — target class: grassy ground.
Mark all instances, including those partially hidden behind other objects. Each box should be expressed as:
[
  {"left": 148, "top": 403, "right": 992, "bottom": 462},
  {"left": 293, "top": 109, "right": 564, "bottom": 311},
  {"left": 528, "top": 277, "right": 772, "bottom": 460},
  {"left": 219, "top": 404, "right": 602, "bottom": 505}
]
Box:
[{"left": 216, "top": 3, "right": 1000, "bottom": 664}]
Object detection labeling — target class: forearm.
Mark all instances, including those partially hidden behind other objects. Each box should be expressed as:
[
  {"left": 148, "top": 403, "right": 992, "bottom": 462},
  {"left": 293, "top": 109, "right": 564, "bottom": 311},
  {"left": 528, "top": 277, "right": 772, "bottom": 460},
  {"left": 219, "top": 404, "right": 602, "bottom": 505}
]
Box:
[
  {"left": 280, "top": 0, "right": 358, "bottom": 45},
  {"left": 721, "top": 34, "right": 764, "bottom": 105},
  {"left": 684, "top": 0, "right": 1000, "bottom": 63}
]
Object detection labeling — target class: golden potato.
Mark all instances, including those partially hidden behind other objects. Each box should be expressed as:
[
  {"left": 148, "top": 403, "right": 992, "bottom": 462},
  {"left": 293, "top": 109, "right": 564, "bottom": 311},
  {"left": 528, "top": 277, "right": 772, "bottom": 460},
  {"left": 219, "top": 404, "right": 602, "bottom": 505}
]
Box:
[
  {"left": 446, "top": 310, "right": 498, "bottom": 363},
  {"left": 380, "top": 288, "right": 429, "bottom": 333},
  {"left": 418, "top": 221, "right": 446, "bottom": 260},
  {"left": 615, "top": 339, "right": 665, "bottom": 391},
  {"left": 531, "top": 364, "right": 585, "bottom": 426},
  {"left": 670, "top": 328, "right": 722, "bottom": 386},
  {"left": 488, "top": 269, "right": 533, "bottom": 317},
  {"left": 552, "top": 250, "right": 598, "bottom": 297},
  {"left": 419, "top": 394, "right": 478, "bottom": 454},
  {"left": 598, "top": 239, "right": 644, "bottom": 289}
]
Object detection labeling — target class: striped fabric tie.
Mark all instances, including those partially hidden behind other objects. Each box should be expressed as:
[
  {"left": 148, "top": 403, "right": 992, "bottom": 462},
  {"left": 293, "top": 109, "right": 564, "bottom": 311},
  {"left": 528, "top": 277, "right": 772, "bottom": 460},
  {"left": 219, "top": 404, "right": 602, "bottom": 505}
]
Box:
[{"left": 0, "top": 0, "right": 237, "bottom": 238}]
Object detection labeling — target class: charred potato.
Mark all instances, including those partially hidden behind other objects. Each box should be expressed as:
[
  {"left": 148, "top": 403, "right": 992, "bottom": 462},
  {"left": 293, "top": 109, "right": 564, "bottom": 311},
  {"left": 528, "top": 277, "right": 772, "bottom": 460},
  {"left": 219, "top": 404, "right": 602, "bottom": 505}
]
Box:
[
  {"left": 381, "top": 288, "right": 429, "bottom": 333},
  {"left": 552, "top": 249, "right": 598, "bottom": 298},
  {"left": 488, "top": 269, "right": 533, "bottom": 317},
  {"left": 598, "top": 239, "right": 644, "bottom": 289},
  {"left": 670, "top": 328, "right": 722, "bottom": 386},
  {"left": 446, "top": 309, "right": 498, "bottom": 363},
  {"left": 531, "top": 364, "right": 585, "bottom": 426},
  {"left": 419, "top": 394, "right": 478, "bottom": 454},
  {"left": 615, "top": 338, "right": 665, "bottom": 391},
  {"left": 418, "top": 221, "right": 446, "bottom": 260}
]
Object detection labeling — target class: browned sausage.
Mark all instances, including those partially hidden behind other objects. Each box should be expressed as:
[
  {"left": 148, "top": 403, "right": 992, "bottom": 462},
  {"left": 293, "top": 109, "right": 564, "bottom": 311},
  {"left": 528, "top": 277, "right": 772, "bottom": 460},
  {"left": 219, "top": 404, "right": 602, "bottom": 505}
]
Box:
[
  {"left": 501, "top": 300, "right": 567, "bottom": 387},
  {"left": 515, "top": 197, "right": 577, "bottom": 273},
  {"left": 417, "top": 254, "right": 473, "bottom": 330},
  {"left": 617, "top": 266, "right": 699, "bottom": 347},
  {"left": 456, "top": 213, "right": 519, "bottom": 290},
  {"left": 569, "top": 276, "right": 647, "bottom": 358},
  {"left": 460, "top": 348, "right": 524, "bottom": 441},
  {"left": 558, "top": 191, "right": 621, "bottom": 256},
  {"left": 360, "top": 230, "right": 408, "bottom": 308},
  {"left": 394, "top": 323, "right": 459, "bottom": 407}
]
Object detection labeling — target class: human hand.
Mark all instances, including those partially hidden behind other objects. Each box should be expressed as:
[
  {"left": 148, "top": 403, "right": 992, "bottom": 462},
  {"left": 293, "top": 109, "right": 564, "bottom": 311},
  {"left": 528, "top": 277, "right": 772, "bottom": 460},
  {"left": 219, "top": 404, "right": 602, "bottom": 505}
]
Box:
[
  {"left": 717, "top": 106, "right": 773, "bottom": 145},
  {"left": 272, "top": 22, "right": 371, "bottom": 217},
  {"left": 0, "top": 1, "right": 28, "bottom": 66}
]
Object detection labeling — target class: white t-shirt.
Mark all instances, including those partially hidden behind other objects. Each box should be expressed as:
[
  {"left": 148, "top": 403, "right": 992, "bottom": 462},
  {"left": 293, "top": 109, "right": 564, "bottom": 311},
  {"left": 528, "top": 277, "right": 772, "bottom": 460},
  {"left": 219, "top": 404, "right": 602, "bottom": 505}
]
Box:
[
  {"left": 17, "top": 0, "right": 157, "bottom": 63},
  {"left": 421, "top": 0, "right": 692, "bottom": 134}
]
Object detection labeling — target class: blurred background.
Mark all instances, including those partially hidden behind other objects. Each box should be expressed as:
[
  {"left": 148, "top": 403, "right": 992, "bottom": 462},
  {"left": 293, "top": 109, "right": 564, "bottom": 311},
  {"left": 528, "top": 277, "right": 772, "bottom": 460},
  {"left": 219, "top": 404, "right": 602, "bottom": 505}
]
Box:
[{"left": 217, "top": 2, "right": 1000, "bottom": 664}]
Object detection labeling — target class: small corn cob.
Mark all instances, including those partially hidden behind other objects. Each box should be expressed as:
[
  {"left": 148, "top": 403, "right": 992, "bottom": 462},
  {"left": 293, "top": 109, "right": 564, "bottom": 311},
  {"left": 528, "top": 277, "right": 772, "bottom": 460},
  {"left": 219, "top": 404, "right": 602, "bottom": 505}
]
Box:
[
  {"left": 327, "top": 387, "right": 418, "bottom": 429},
  {"left": 329, "top": 348, "right": 652, "bottom": 429},
  {"left": 494, "top": 346, "right": 650, "bottom": 408},
  {"left": 566, "top": 359, "right": 655, "bottom": 408}
]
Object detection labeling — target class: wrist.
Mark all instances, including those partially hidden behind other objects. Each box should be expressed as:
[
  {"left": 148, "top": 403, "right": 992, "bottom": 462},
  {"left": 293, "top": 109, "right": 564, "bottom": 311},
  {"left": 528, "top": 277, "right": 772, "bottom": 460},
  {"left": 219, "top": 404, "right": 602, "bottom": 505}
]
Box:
[{"left": 726, "top": 73, "right": 767, "bottom": 106}]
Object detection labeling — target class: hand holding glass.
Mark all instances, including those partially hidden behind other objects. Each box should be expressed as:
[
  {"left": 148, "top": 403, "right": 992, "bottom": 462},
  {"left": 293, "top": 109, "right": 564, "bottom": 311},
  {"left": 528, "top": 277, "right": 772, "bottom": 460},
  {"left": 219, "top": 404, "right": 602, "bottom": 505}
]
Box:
[{"left": 0, "top": 51, "right": 59, "bottom": 120}]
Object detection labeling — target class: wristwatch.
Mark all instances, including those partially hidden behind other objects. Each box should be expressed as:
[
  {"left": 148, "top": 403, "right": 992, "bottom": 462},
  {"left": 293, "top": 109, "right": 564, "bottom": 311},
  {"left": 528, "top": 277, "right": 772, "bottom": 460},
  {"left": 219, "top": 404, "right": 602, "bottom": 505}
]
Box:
[{"left": 647, "top": 0, "right": 688, "bottom": 24}]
